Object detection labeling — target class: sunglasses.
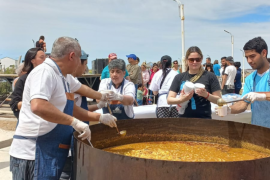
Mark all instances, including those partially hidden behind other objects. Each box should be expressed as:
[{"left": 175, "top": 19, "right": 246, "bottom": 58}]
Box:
[{"left": 188, "top": 58, "right": 202, "bottom": 63}]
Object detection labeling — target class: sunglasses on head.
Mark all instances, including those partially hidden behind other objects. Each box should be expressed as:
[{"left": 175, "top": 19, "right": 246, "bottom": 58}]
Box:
[{"left": 188, "top": 58, "right": 202, "bottom": 63}]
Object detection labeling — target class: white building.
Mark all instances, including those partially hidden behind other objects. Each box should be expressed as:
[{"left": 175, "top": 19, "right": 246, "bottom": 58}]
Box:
[{"left": 0, "top": 57, "right": 20, "bottom": 71}]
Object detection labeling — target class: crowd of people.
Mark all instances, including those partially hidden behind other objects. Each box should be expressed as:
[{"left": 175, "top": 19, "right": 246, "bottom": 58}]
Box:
[{"left": 7, "top": 35, "right": 270, "bottom": 180}]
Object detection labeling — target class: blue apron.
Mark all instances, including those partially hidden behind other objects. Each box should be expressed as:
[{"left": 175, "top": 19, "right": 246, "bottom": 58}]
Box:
[
  {"left": 13, "top": 61, "right": 75, "bottom": 180},
  {"left": 251, "top": 69, "right": 270, "bottom": 128},
  {"left": 102, "top": 81, "right": 134, "bottom": 120}
]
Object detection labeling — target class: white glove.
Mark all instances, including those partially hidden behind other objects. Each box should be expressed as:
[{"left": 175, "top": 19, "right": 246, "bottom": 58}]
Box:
[
  {"left": 100, "top": 92, "right": 109, "bottom": 101},
  {"left": 71, "top": 118, "right": 91, "bottom": 141},
  {"left": 107, "top": 92, "right": 124, "bottom": 101},
  {"left": 99, "top": 114, "right": 117, "bottom": 128},
  {"left": 97, "top": 101, "right": 107, "bottom": 109},
  {"left": 242, "top": 92, "right": 266, "bottom": 103}
]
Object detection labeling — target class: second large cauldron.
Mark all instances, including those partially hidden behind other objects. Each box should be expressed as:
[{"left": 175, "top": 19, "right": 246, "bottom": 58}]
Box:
[{"left": 73, "top": 118, "right": 270, "bottom": 180}]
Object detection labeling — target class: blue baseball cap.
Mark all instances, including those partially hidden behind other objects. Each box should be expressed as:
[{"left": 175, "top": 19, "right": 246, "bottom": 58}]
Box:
[
  {"left": 126, "top": 54, "right": 137, "bottom": 60},
  {"left": 81, "top": 50, "right": 88, "bottom": 60}
]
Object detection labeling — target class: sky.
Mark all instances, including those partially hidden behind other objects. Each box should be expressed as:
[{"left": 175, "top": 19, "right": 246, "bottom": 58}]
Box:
[{"left": 1, "top": 0, "right": 270, "bottom": 70}]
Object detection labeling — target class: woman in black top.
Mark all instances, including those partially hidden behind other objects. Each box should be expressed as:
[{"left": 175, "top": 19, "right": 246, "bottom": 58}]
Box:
[
  {"left": 9, "top": 47, "right": 46, "bottom": 119},
  {"left": 167, "top": 46, "right": 221, "bottom": 119},
  {"left": 205, "top": 64, "right": 214, "bottom": 73}
]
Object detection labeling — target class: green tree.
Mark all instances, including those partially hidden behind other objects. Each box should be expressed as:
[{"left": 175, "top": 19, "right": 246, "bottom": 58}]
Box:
[{"left": 4, "top": 67, "right": 16, "bottom": 74}]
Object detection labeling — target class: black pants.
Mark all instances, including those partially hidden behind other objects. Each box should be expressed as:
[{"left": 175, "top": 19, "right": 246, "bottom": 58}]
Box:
[
  {"left": 60, "top": 156, "right": 72, "bottom": 180},
  {"left": 222, "top": 85, "right": 234, "bottom": 95}
]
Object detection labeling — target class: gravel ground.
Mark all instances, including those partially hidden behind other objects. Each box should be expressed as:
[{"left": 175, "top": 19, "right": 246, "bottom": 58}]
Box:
[
  {"left": 0, "top": 120, "right": 17, "bottom": 131},
  {"left": 0, "top": 128, "right": 14, "bottom": 141}
]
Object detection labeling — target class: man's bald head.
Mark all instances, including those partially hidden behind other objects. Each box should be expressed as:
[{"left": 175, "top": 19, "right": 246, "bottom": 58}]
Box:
[{"left": 50, "top": 37, "right": 81, "bottom": 59}]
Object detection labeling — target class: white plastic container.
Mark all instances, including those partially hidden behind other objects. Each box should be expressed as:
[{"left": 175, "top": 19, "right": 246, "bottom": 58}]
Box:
[
  {"left": 177, "top": 82, "right": 195, "bottom": 115},
  {"left": 217, "top": 106, "right": 228, "bottom": 117},
  {"left": 194, "top": 83, "right": 205, "bottom": 91}
]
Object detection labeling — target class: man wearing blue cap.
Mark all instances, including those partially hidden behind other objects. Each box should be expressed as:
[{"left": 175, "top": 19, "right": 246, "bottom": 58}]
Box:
[{"left": 126, "top": 54, "right": 140, "bottom": 98}]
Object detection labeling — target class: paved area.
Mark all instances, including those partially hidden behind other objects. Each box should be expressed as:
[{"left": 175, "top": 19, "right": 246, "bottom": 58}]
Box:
[{"left": 0, "top": 147, "right": 12, "bottom": 180}]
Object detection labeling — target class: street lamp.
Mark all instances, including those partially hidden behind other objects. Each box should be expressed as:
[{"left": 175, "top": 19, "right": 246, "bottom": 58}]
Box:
[
  {"left": 224, "top": 30, "right": 234, "bottom": 58},
  {"left": 240, "top": 49, "right": 245, "bottom": 84},
  {"left": 32, "top": 39, "right": 35, "bottom": 47},
  {"left": 173, "top": 0, "right": 186, "bottom": 72}
]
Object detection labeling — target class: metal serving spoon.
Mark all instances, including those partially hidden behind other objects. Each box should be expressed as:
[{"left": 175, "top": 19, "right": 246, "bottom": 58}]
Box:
[{"left": 217, "top": 98, "right": 244, "bottom": 107}]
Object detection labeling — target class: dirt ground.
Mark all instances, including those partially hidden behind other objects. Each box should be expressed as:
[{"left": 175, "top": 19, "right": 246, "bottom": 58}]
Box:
[{"left": 0, "top": 121, "right": 17, "bottom": 131}]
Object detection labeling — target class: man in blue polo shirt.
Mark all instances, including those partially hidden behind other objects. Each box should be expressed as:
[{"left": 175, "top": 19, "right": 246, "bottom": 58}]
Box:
[
  {"left": 101, "top": 53, "right": 130, "bottom": 81},
  {"left": 218, "top": 37, "right": 270, "bottom": 128}
]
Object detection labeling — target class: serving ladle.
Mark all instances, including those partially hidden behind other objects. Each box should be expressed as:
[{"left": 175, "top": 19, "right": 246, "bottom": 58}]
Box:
[
  {"left": 107, "top": 103, "right": 127, "bottom": 137},
  {"left": 217, "top": 98, "right": 244, "bottom": 107}
]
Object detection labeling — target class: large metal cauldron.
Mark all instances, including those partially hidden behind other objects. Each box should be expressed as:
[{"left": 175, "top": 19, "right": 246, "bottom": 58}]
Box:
[{"left": 73, "top": 118, "right": 270, "bottom": 180}]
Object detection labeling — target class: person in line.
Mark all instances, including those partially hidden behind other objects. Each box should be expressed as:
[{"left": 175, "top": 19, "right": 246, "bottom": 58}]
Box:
[
  {"left": 172, "top": 60, "right": 181, "bottom": 73},
  {"left": 205, "top": 64, "right": 214, "bottom": 73},
  {"left": 167, "top": 46, "right": 221, "bottom": 119},
  {"left": 126, "top": 54, "right": 139, "bottom": 97},
  {"left": 220, "top": 56, "right": 227, "bottom": 85},
  {"left": 9, "top": 37, "right": 117, "bottom": 180},
  {"left": 149, "top": 55, "right": 179, "bottom": 118},
  {"left": 221, "top": 56, "right": 237, "bottom": 95},
  {"left": 9, "top": 48, "right": 46, "bottom": 120},
  {"left": 100, "top": 59, "right": 135, "bottom": 120},
  {"left": 213, "top": 60, "right": 221, "bottom": 78},
  {"left": 35, "top": 35, "right": 46, "bottom": 52},
  {"left": 142, "top": 85, "right": 148, "bottom": 105},
  {"left": 101, "top": 53, "right": 130, "bottom": 81},
  {"left": 61, "top": 50, "right": 108, "bottom": 179},
  {"left": 220, "top": 57, "right": 227, "bottom": 74},
  {"left": 136, "top": 57, "right": 143, "bottom": 92},
  {"left": 218, "top": 37, "right": 270, "bottom": 128},
  {"left": 12, "top": 63, "right": 26, "bottom": 91},
  {"left": 141, "top": 62, "right": 150, "bottom": 87},
  {"left": 148, "top": 63, "right": 159, "bottom": 104},
  {"left": 203, "top": 57, "right": 213, "bottom": 67},
  {"left": 137, "top": 84, "right": 144, "bottom": 106},
  {"left": 234, "top": 62, "right": 242, "bottom": 94}
]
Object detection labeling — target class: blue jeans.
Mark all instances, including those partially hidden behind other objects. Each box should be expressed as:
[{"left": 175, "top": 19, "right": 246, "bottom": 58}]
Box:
[
  {"left": 10, "top": 156, "right": 35, "bottom": 180},
  {"left": 137, "top": 99, "right": 143, "bottom": 105},
  {"left": 135, "top": 84, "right": 138, "bottom": 99}
]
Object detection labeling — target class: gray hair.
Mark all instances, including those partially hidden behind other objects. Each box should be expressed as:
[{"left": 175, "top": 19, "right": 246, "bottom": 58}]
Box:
[
  {"left": 50, "top": 37, "right": 81, "bottom": 59},
  {"left": 108, "top": 59, "right": 126, "bottom": 72},
  {"left": 16, "top": 63, "right": 24, "bottom": 76}
]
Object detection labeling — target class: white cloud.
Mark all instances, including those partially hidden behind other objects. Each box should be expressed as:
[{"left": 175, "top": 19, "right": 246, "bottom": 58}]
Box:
[{"left": 0, "top": 0, "right": 270, "bottom": 69}]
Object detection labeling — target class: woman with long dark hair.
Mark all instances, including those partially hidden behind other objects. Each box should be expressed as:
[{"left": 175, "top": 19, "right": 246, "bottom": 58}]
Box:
[
  {"left": 149, "top": 55, "right": 179, "bottom": 118},
  {"left": 167, "top": 46, "right": 221, "bottom": 119},
  {"left": 205, "top": 64, "right": 214, "bottom": 73},
  {"left": 9, "top": 47, "right": 45, "bottom": 119}
]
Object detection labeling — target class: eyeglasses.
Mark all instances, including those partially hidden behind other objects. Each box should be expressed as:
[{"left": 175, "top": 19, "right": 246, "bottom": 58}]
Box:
[
  {"left": 174, "top": 62, "right": 178, "bottom": 64},
  {"left": 188, "top": 58, "right": 202, "bottom": 63}
]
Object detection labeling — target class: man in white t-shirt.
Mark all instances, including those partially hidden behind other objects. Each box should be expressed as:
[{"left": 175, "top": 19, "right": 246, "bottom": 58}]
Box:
[
  {"left": 99, "top": 59, "right": 135, "bottom": 119},
  {"left": 221, "top": 56, "right": 237, "bottom": 95},
  {"left": 9, "top": 37, "right": 116, "bottom": 180}
]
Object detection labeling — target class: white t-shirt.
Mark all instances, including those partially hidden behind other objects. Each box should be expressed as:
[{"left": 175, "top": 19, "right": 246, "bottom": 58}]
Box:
[
  {"left": 72, "top": 78, "right": 82, "bottom": 107},
  {"left": 98, "top": 78, "right": 135, "bottom": 118},
  {"left": 10, "top": 58, "right": 82, "bottom": 160},
  {"left": 219, "top": 67, "right": 224, "bottom": 76},
  {"left": 149, "top": 69, "right": 178, "bottom": 107},
  {"left": 224, "top": 65, "right": 237, "bottom": 86}
]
